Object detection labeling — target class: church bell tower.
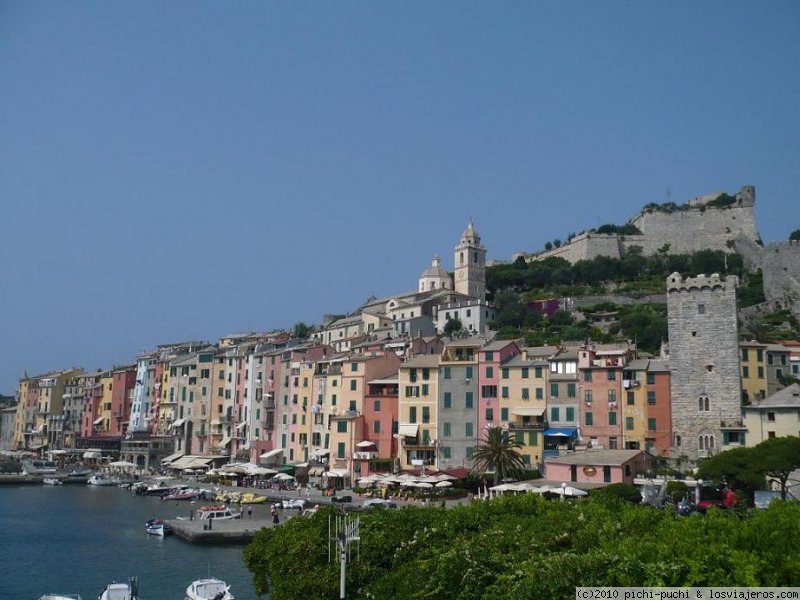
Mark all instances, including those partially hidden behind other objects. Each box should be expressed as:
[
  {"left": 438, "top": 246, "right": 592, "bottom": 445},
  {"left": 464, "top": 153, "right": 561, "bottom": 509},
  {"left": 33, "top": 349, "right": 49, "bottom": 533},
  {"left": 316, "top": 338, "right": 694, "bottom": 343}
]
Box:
[{"left": 454, "top": 220, "right": 486, "bottom": 300}]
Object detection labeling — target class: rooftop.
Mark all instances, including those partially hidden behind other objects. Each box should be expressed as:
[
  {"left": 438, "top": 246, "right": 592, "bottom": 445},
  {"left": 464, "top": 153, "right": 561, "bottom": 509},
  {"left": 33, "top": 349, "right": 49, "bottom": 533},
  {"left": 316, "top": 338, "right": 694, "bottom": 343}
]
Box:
[{"left": 545, "top": 449, "right": 645, "bottom": 466}]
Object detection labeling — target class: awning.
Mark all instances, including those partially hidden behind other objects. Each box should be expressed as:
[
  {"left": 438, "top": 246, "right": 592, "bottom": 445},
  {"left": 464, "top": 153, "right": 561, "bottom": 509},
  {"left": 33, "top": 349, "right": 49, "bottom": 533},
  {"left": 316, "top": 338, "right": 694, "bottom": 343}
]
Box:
[
  {"left": 544, "top": 428, "right": 578, "bottom": 437},
  {"left": 309, "top": 467, "right": 325, "bottom": 476},
  {"left": 311, "top": 448, "right": 329, "bottom": 457},
  {"left": 161, "top": 452, "right": 184, "bottom": 464},
  {"left": 93, "top": 417, "right": 105, "bottom": 426},
  {"left": 325, "top": 469, "right": 350, "bottom": 478},
  {"left": 260, "top": 448, "right": 283, "bottom": 460},
  {"left": 171, "top": 418, "right": 186, "bottom": 428},
  {"left": 355, "top": 440, "right": 376, "bottom": 448},
  {"left": 236, "top": 422, "right": 247, "bottom": 431},
  {"left": 83, "top": 451, "right": 101, "bottom": 459},
  {"left": 399, "top": 424, "right": 419, "bottom": 437},
  {"left": 511, "top": 407, "right": 546, "bottom": 417},
  {"left": 170, "top": 456, "right": 194, "bottom": 470},
  {"left": 220, "top": 437, "right": 232, "bottom": 447}
]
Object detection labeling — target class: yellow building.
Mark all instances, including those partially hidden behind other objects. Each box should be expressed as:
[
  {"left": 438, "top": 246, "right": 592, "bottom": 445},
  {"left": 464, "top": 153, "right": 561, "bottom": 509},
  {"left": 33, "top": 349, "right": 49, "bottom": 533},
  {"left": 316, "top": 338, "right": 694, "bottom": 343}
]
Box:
[
  {"left": 740, "top": 341, "right": 768, "bottom": 403},
  {"left": 620, "top": 359, "right": 650, "bottom": 450},
  {"left": 398, "top": 355, "right": 440, "bottom": 470},
  {"left": 499, "top": 351, "right": 547, "bottom": 468},
  {"left": 96, "top": 371, "right": 114, "bottom": 434}
]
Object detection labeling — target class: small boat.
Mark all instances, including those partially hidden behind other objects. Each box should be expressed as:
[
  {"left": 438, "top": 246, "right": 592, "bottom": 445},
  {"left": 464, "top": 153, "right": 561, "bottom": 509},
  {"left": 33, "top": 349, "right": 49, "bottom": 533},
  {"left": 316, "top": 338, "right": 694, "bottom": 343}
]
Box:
[
  {"left": 185, "top": 577, "right": 234, "bottom": 600},
  {"left": 239, "top": 492, "right": 267, "bottom": 504},
  {"left": 145, "top": 520, "right": 172, "bottom": 536},
  {"left": 163, "top": 488, "right": 196, "bottom": 501},
  {"left": 197, "top": 505, "right": 241, "bottom": 521},
  {"left": 39, "top": 595, "right": 83, "bottom": 600},
  {"left": 98, "top": 577, "right": 139, "bottom": 600},
  {"left": 43, "top": 477, "right": 63, "bottom": 486},
  {"left": 87, "top": 474, "right": 115, "bottom": 486}
]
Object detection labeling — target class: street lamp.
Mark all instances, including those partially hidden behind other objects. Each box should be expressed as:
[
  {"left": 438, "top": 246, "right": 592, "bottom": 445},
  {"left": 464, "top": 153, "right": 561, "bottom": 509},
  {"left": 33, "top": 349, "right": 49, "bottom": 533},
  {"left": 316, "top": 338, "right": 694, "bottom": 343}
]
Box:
[
  {"left": 560, "top": 481, "right": 567, "bottom": 502},
  {"left": 695, "top": 479, "right": 703, "bottom": 505}
]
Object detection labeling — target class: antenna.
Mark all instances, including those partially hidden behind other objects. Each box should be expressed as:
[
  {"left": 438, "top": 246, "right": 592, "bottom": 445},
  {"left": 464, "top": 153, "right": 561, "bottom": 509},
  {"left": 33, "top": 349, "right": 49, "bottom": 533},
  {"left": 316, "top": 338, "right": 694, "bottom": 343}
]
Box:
[{"left": 329, "top": 513, "right": 360, "bottom": 599}]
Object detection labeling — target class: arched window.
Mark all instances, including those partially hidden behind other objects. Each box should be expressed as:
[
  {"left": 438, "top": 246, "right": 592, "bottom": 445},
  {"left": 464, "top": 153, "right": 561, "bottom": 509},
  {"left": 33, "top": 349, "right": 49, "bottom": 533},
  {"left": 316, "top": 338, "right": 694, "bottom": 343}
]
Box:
[
  {"left": 674, "top": 434, "right": 681, "bottom": 447},
  {"left": 698, "top": 394, "right": 710, "bottom": 412},
  {"left": 699, "top": 436, "right": 704, "bottom": 450},
  {"left": 473, "top": 251, "right": 478, "bottom": 264},
  {"left": 460, "top": 252, "right": 464, "bottom": 266}
]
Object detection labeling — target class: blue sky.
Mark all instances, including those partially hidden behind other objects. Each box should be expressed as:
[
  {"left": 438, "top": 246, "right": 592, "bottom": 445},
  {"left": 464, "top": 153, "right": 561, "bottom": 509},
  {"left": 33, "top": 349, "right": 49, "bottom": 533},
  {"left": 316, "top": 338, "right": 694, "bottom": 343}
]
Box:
[{"left": 1, "top": 2, "right": 799, "bottom": 392}]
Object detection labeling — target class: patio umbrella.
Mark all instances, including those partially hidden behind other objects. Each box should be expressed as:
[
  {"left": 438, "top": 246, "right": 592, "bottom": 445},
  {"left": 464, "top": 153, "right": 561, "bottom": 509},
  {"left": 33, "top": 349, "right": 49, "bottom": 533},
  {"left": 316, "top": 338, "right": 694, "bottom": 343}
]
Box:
[
  {"left": 435, "top": 473, "right": 458, "bottom": 482},
  {"left": 273, "top": 473, "right": 295, "bottom": 481},
  {"left": 435, "top": 481, "right": 453, "bottom": 488},
  {"left": 551, "top": 485, "right": 588, "bottom": 497},
  {"left": 108, "top": 460, "right": 137, "bottom": 468},
  {"left": 416, "top": 482, "right": 434, "bottom": 489},
  {"left": 249, "top": 467, "right": 277, "bottom": 476},
  {"left": 355, "top": 440, "right": 376, "bottom": 448}
]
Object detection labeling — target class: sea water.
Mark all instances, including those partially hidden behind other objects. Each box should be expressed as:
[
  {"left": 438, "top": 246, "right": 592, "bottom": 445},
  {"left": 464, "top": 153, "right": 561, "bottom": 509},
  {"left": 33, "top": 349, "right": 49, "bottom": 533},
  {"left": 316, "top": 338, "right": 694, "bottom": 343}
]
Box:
[{"left": 0, "top": 484, "right": 264, "bottom": 599}]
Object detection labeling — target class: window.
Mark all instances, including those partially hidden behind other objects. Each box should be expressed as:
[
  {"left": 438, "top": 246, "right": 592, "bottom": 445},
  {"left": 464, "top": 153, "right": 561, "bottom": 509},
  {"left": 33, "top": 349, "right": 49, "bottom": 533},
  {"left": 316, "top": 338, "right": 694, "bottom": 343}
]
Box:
[
  {"left": 331, "top": 393, "right": 337, "bottom": 406},
  {"left": 741, "top": 348, "right": 749, "bottom": 361},
  {"left": 609, "top": 437, "right": 618, "bottom": 450},
  {"left": 486, "top": 408, "right": 494, "bottom": 421},
  {"left": 608, "top": 390, "right": 617, "bottom": 404},
  {"left": 608, "top": 411, "right": 617, "bottom": 426},
  {"left": 758, "top": 366, "right": 765, "bottom": 378},
  {"left": 337, "top": 421, "right": 347, "bottom": 433},
  {"left": 585, "top": 412, "right": 594, "bottom": 426},
  {"left": 550, "top": 383, "right": 559, "bottom": 398},
  {"left": 522, "top": 388, "right": 530, "bottom": 400},
  {"left": 757, "top": 349, "right": 764, "bottom": 362},
  {"left": 501, "top": 386, "right": 509, "bottom": 398},
  {"left": 647, "top": 391, "right": 656, "bottom": 405},
  {"left": 443, "top": 422, "right": 451, "bottom": 437},
  {"left": 443, "top": 392, "right": 452, "bottom": 408},
  {"left": 409, "top": 407, "right": 417, "bottom": 423},
  {"left": 409, "top": 369, "right": 417, "bottom": 382},
  {"left": 350, "top": 380, "right": 357, "bottom": 391},
  {"left": 442, "top": 446, "right": 452, "bottom": 459},
  {"left": 767, "top": 411, "right": 775, "bottom": 422},
  {"left": 522, "top": 367, "right": 529, "bottom": 379},
  {"left": 337, "top": 442, "right": 346, "bottom": 459},
  {"left": 422, "top": 407, "right": 430, "bottom": 423},
  {"left": 536, "top": 387, "right": 543, "bottom": 400},
  {"left": 349, "top": 400, "right": 356, "bottom": 412},
  {"left": 625, "top": 417, "right": 634, "bottom": 431},
  {"left": 603, "top": 465, "right": 611, "bottom": 483},
  {"left": 466, "top": 366, "right": 473, "bottom": 379},
  {"left": 465, "top": 392, "right": 474, "bottom": 408},
  {"left": 501, "top": 408, "right": 509, "bottom": 421},
  {"left": 626, "top": 391, "right": 635, "bottom": 405},
  {"left": 698, "top": 394, "right": 710, "bottom": 412},
  {"left": 566, "top": 407, "right": 575, "bottom": 421},
  {"left": 465, "top": 422, "right": 474, "bottom": 437},
  {"left": 481, "top": 385, "right": 497, "bottom": 398},
  {"left": 698, "top": 303, "right": 705, "bottom": 314},
  {"left": 567, "top": 383, "right": 576, "bottom": 398},
  {"left": 675, "top": 434, "right": 681, "bottom": 447},
  {"left": 535, "top": 367, "right": 542, "bottom": 378},
  {"left": 422, "top": 384, "right": 429, "bottom": 396},
  {"left": 373, "top": 420, "right": 381, "bottom": 434},
  {"left": 443, "top": 367, "right": 451, "bottom": 379},
  {"left": 742, "top": 366, "right": 749, "bottom": 378},
  {"left": 486, "top": 366, "right": 494, "bottom": 379},
  {"left": 584, "top": 370, "right": 593, "bottom": 382},
  {"left": 485, "top": 351, "right": 494, "bottom": 361},
  {"left": 646, "top": 372, "right": 655, "bottom": 385},
  {"left": 768, "top": 353, "right": 774, "bottom": 366},
  {"left": 501, "top": 367, "right": 509, "bottom": 379},
  {"left": 607, "top": 370, "right": 616, "bottom": 381},
  {"left": 422, "top": 368, "right": 430, "bottom": 380},
  {"left": 550, "top": 407, "right": 560, "bottom": 422},
  {"left": 584, "top": 389, "right": 593, "bottom": 404}
]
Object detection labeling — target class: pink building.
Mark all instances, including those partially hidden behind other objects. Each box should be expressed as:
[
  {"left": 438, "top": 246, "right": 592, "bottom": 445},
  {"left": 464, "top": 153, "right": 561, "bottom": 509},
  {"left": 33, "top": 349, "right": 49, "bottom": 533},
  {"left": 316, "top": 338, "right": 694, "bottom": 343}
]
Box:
[
  {"left": 544, "top": 449, "right": 651, "bottom": 485},
  {"left": 477, "top": 340, "right": 520, "bottom": 432},
  {"left": 110, "top": 366, "right": 137, "bottom": 437},
  {"left": 361, "top": 375, "right": 399, "bottom": 475}
]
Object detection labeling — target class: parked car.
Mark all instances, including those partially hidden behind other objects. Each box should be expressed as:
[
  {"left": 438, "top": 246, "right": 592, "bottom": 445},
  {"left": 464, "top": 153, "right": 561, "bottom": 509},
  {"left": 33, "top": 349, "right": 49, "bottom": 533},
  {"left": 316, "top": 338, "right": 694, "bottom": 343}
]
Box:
[
  {"left": 331, "top": 495, "right": 353, "bottom": 503},
  {"left": 362, "top": 498, "right": 398, "bottom": 509},
  {"left": 281, "top": 499, "right": 308, "bottom": 510}
]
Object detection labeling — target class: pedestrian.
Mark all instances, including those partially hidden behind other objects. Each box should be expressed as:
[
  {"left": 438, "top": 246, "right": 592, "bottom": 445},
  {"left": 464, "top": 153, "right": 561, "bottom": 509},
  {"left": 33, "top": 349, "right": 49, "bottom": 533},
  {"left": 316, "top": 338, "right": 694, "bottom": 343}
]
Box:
[
  {"left": 248, "top": 506, "right": 252, "bottom": 520},
  {"left": 271, "top": 508, "right": 279, "bottom": 525}
]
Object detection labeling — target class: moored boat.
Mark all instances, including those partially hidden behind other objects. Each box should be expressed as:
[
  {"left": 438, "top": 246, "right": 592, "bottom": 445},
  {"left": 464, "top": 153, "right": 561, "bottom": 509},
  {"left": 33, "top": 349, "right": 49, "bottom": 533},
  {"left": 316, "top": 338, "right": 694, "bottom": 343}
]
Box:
[
  {"left": 239, "top": 492, "right": 267, "bottom": 504},
  {"left": 98, "top": 576, "right": 139, "bottom": 600},
  {"left": 43, "top": 477, "right": 63, "bottom": 486},
  {"left": 197, "top": 505, "right": 241, "bottom": 520},
  {"left": 87, "top": 474, "right": 115, "bottom": 486},
  {"left": 162, "top": 487, "right": 196, "bottom": 501},
  {"left": 145, "top": 518, "right": 172, "bottom": 536},
  {"left": 39, "top": 595, "right": 83, "bottom": 600},
  {"left": 185, "top": 577, "right": 234, "bottom": 600}
]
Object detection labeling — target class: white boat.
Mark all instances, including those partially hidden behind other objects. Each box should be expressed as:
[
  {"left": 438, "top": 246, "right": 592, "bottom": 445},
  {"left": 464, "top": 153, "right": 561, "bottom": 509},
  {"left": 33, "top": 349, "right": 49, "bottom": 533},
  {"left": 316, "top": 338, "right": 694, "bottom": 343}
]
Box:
[
  {"left": 185, "top": 577, "right": 234, "bottom": 600},
  {"left": 98, "top": 577, "right": 139, "bottom": 600},
  {"left": 39, "top": 595, "right": 83, "bottom": 600},
  {"left": 196, "top": 505, "right": 241, "bottom": 521},
  {"left": 43, "top": 477, "right": 63, "bottom": 486},
  {"left": 87, "top": 474, "right": 115, "bottom": 486}
]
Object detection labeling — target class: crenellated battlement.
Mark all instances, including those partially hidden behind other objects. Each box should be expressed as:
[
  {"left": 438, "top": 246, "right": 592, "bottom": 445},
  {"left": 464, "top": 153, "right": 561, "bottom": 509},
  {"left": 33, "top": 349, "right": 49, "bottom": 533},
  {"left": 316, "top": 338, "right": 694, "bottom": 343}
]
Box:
[{"left": 666, "top": 272, "right": 738, "bottom": 293}]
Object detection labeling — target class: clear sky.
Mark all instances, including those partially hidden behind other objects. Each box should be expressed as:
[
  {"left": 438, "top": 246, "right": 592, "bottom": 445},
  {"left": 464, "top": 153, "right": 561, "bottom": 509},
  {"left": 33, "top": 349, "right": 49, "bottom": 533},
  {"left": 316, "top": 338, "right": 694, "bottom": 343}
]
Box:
[{"left": 1, "top": 1, "right": 799, "bottom": 392}]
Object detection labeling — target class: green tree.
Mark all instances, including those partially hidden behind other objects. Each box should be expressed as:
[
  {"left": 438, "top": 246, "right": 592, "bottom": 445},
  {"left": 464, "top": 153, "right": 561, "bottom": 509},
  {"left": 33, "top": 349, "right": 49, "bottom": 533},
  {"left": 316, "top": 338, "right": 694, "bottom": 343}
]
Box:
[
  {"left": 697, "top": 446, "right": 764, "bottom": 501},
  {"left": 751, "top": 436, "right": 800, "bottom": 500},
  {"left": 789, "top": 229, "right": 800, "bottom": 242},
  {"left": 443, "top": 316, "right": 463, "bottom": 336},
  {"left": 743, "top": 318, "right": 777, "bottom": 343},
  {"left": 293, "top": 322, "right": 312, "bottom": 338},
  {"left": 470, "top": 426, "right": 528, "bottom": 485}
]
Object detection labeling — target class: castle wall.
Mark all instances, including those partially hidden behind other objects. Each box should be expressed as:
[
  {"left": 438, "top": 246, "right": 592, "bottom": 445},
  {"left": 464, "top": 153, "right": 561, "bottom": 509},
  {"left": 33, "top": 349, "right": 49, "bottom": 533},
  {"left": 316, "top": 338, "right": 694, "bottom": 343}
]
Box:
[
  {"left": 527, "top": 232, "right": 622, "bottom": 264},
  {"left": 666, "top": 273, "right": 741, "bottom": 461},
  {"left": 735, "top": 237, "right": 800, "bottom": 319}
]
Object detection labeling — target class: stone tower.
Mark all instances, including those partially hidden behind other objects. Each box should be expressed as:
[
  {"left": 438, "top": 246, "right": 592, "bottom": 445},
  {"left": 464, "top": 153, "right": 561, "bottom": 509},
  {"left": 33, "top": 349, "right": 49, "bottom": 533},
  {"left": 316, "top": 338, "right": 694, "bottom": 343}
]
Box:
[
  {"left": 454, "top": 220, "right": 486, "bottom": 300},
  {"left": 667, "top": 272, "right": 742, "bottom": 461}
]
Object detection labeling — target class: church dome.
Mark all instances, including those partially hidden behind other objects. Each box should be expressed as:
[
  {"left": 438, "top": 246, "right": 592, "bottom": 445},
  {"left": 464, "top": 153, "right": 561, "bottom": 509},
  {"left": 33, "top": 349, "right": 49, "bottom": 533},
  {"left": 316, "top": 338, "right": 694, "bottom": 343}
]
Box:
[{"left": 420, "top": 256, "right": 449, "bottom": 279}]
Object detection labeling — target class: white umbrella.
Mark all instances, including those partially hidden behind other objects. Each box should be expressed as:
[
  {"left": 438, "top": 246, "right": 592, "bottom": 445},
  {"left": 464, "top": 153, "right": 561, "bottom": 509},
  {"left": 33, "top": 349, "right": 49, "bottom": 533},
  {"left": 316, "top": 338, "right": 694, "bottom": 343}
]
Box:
[
  {"left": 249, "top": 467, "right": 277, "bottom": 476},
  {"left": 435, "top": 473, "right": 458, "bottom": 482},
  {"left": 435, "top": 481, "right": 453, "bottom": 488},
  {"left": 355, "top": 440, "right": 376, "bottom": 448},
  {"left": 416, "top": 482, "right": 434, "bottom": 489},
  {"left": 273, "top": 473, "right": 295, "bottom": 481},
  {"left": 551, "top": 485, "right": 588, "bottom": 497},
  {"left": 183, "top": 468, "right": 195, "bottom": 474}
]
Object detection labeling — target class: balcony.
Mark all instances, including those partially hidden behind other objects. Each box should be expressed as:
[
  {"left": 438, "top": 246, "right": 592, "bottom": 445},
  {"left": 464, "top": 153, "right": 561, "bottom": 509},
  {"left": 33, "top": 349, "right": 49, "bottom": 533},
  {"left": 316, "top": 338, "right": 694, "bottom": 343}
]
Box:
[
  {"left": 403, "top": 440, "right": 435, "bottom": 449},
  {"left": 219, "top": 415, "right": 233, "bottom": 424},
  {"left": 353, "top": 451, "right": 378, "bottom": 460},
  {"left": 508, "top": 420, "right": 546, "bottom": 431},
  {"left": 720, "top": 420, "right": 747, "bottom": 431}
]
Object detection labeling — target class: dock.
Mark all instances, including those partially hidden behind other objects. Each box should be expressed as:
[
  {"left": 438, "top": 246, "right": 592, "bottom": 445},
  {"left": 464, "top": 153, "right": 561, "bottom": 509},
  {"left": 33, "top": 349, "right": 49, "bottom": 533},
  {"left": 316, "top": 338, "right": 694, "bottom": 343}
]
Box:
[{"left": 166, "top": 513, "right": 287, "bottom": 544}]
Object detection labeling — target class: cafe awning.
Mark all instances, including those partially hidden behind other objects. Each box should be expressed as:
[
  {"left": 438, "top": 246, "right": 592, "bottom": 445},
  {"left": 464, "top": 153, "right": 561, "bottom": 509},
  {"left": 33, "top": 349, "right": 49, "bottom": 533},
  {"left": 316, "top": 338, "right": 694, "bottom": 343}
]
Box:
[
  {"left": 544, "top": 427, "right": 578, "bottom": 437},
  {"left": 399, "top": 424, "right": 419, "bottom": 437},
  {"left": 259, "top": 448, "right": 283, "bottom": 461},
  {"left": 93, "top": 417, "right": 105, "bottom": 426},
  {"left": 325, "top": 469, "right": 350, "bottom": 478},
  {"left": 171, "top": 418, "right": 186, "bottom": 428},
  {"left": 161, "top": 452, "right": 184, "bottom": 464},
  {"left": 511, "top": 407, "right": 546, "bottom": 417},
  {"left": 220, "top": 436, "right": 232, "bottom": 447}
]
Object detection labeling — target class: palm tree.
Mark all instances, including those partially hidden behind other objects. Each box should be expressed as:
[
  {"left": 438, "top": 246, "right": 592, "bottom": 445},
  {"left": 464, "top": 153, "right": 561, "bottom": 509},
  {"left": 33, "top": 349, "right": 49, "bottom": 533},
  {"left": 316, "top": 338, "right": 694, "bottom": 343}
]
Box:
[{"left": 471, "top": 426, "right": 528, "bottom": 486}]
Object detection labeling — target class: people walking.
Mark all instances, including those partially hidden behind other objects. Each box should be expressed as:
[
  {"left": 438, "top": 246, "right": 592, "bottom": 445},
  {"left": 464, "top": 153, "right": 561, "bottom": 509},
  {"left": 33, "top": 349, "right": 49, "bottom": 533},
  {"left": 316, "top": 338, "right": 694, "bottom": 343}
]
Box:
[{"left": 271, "top": 508, "right": 279, "bottom": 525}]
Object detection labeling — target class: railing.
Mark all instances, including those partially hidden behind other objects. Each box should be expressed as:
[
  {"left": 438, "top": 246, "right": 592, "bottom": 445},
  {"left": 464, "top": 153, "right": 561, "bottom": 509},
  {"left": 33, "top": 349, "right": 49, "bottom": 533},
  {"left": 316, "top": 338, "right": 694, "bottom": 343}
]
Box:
[
  {"left": 720, "top": 419, "right": 746, "bottom": 429},
  {"left": 508, "top": 421, "right": 546, "bottom": 431}
]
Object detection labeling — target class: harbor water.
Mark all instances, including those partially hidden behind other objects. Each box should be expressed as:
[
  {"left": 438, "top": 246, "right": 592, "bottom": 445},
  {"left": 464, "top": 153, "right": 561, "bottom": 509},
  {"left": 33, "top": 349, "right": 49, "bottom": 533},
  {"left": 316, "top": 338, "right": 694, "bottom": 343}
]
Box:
[{"left": 0, "top": 484, "right": 264, "bottom": 599}]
